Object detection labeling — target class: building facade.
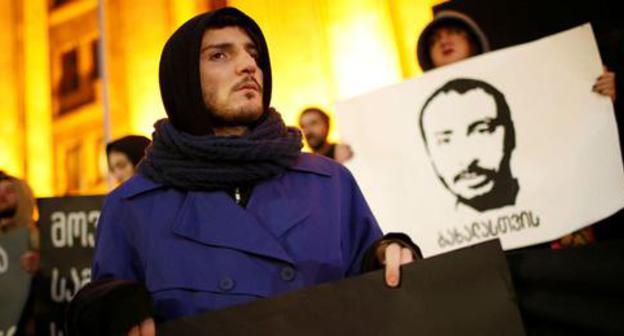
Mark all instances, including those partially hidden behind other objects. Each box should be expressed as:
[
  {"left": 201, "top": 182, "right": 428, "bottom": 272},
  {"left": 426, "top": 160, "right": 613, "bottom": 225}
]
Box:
[{"left": 0, "top": 0, "right": 441, "bottom": 196}]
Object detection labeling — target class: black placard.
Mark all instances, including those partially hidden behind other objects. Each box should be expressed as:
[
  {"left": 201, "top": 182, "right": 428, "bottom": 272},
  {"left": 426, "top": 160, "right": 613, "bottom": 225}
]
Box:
[
  {"left": 36, "top": 195, "right": 104, "bottom": 336},
  {"left": 159, "top": 239, "right": 525, "bottom": 336}
]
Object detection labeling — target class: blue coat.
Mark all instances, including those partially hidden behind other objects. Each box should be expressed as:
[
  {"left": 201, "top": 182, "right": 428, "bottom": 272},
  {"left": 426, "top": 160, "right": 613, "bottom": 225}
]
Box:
[{"left": 92, "top": 153, "right": 383, "bottom": 320}]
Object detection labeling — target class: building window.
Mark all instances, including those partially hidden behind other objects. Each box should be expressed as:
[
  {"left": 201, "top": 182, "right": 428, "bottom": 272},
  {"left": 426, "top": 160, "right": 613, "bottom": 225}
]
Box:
[
  {"left": 65, "top": 144, "right": 81, "bottom": 194},
  {"left": 50, "top": 0, "right": 73, "bottom": 10},
  {"left": 60, "top": 48, "right": 80, "bottom": 95},
  {"left": 56, "top": 41, "right": 97, "bottom": 116}
]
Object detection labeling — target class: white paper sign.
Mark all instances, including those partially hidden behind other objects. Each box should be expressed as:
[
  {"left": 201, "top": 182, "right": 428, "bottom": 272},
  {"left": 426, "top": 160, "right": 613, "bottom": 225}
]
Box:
[{"left": 336, "top": 24, "right": 624, "bottom": 257}]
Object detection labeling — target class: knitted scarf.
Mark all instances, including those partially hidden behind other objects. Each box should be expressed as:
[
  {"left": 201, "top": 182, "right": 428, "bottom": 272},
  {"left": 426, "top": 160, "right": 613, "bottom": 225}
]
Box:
[{"left": 137, "top": 109, "right": 302, "bottom": 191}]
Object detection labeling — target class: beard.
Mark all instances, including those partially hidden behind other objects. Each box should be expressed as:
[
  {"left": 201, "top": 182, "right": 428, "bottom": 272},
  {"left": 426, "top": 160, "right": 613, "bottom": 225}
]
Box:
[
  {"left": 203, "top": 92, "right": 264, "bottom": 128},
  {"left": 454, "top": 162, "right": 519, "bottom": 212},
  {"left": 305, "top": 134, "right": 327, "bottom": 151}
]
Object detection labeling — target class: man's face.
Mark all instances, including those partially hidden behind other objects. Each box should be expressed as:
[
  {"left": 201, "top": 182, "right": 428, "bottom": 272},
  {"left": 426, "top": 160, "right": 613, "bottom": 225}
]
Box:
[
  {"left": 0, "top": 180, "right": 17, "bottom": 218},
  {"left": 108, "top": 151, "right": 135, "bottom": 185},
  {"left": 429, "top": 26, "right": 473, "bottom": 68},
  {"left": 199, "top": 26, "right": 264, "bottom": 126},
  {"left": 299, "top": 112, "right": 329, "bottom": 151},
  {"left": 422, "top": 88, "right": 506, "bottom": 201}
]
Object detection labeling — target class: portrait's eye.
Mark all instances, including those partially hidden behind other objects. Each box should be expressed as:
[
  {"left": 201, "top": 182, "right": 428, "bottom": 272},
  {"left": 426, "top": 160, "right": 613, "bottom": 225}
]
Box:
[
  {"left": 436, "top": 137, "right": 451, "bottom": 145},
  {"left": 469, "top": 120, "right": 498, "bottom": 135},
  {"left": 476, "top": 124, "right": 493, "bottom": 134}
]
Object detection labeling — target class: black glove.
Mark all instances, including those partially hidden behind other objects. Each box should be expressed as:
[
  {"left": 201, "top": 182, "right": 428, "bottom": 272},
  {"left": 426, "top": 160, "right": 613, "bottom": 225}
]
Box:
[{"left": 65, "top": 278, "right": 155, "bottom": 336}]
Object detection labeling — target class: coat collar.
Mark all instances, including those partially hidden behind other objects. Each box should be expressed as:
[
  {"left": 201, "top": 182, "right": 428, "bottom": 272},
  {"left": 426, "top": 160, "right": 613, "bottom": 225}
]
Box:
[
  {"left": 118, "top": 175, "right": 165, "bottom": 199},
  {"left": 120, "top": 153, "right": 333, "bottom": 200}
]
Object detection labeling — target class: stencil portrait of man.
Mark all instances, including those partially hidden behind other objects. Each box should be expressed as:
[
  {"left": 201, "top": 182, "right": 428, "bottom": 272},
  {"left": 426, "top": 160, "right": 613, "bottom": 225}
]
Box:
[{"left": 419, "top": 78, "right": 519, "bottom": 212}]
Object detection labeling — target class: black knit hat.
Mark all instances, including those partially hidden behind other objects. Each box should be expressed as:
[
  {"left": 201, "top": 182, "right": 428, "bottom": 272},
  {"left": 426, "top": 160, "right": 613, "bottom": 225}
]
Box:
[
  {"left": 159, "top": 7, "right": 272, "bottom": 135},
  {"left": 106, "top": 135, "right": 151, "bottom": 167},
  {"left": 416, "top": 10, "right": 490, "bottom": 71}
]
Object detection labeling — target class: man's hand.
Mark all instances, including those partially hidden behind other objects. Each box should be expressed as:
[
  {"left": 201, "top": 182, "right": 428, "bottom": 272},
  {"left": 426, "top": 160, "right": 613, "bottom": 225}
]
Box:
[
  {"left": 377, "top": 242, "right": 415, "bottom": 287},
  {"left": 334, "top": 143, "right": 354, "bottom": 163},
  {"left": 127, "top": 318, "right": 155, "bottom": 336},
  {"left": 593, "top": 67, "right": 616, "bottom": 102},
  {"left": 20, "top": 251, "right": 40, "bottom": 274}
]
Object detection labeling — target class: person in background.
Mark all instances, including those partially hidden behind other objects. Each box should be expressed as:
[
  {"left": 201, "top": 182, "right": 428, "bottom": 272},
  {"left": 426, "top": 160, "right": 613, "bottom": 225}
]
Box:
[
  {"left": 416, "top": 10, "right": 490, "bottom": 72},
  {"left": 298, "top": 107, "right": 353, "bottom": 163},
  {"left": 0, "top": 171, "right": 38, "bottom": 274},
  {"left": 0, "top": 171, "right": 38, "bottom": 335},
  {"left": 416, "top": 10, "right": 615, "bottom": 102},
  {"left": 106, "top": 135, "right": 151, "bottom": 184}
]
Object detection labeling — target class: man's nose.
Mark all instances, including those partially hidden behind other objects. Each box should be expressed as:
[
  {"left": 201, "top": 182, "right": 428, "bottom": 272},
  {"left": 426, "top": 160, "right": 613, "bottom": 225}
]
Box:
[
  {"left": 438, "top": 32, "right": 453, "bottom": 46},
  {"left": 453, "top": 141, "right": 479, "bottom": 170},
  {"left": 236, "top": 52, "right": 258, "bottom": 75}
]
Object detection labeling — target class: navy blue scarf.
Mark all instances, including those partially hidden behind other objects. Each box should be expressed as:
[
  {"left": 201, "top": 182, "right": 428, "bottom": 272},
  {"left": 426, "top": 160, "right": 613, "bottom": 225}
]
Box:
[{"left": 137, "top": 109, "right": 302, "bottom": 191}]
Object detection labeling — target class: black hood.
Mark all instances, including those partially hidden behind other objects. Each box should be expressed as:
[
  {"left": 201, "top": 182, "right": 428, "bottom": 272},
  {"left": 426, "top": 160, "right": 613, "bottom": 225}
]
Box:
[{"left": 159, "top": 7, "right": 272, "bottom": 135}]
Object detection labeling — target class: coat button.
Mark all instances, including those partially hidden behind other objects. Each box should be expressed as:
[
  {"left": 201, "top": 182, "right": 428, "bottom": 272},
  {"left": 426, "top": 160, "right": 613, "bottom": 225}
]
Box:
[
  {"left": 219, "top": 277, "right": 235, "bottom": 292},
  {"left": 280, "top": 266, "right": 296, "bottom": 282}
]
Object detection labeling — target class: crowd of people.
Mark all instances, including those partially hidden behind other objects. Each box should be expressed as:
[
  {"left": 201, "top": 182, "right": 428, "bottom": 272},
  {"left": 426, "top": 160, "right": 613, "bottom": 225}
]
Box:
[{"left": 0, "top": 6, "right": 619, "bottom": 336}]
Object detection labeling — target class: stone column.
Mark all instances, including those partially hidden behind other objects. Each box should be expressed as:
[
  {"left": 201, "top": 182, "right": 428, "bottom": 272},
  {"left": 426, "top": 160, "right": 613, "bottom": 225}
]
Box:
[{"left": 22, "top": 0, "right": 54, "bottom": 196}]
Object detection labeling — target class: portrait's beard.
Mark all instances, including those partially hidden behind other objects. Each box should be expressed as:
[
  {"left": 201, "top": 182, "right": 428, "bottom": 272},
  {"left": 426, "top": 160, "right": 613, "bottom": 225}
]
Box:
[
  {"left": 453, "top": 160, "right": 519, "bottom": 212},
  {"left": 452, "top": 161, "right": 496, "bottom": 187}
]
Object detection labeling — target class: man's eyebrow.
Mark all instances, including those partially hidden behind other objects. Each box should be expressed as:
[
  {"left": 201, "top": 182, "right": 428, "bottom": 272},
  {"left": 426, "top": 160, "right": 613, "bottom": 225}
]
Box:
[
  {"left": 200, "top": 42, "right": 258, "bottom": 54},
  {"left": 200, "top": 43, "right": 233, "bottom": 53}
]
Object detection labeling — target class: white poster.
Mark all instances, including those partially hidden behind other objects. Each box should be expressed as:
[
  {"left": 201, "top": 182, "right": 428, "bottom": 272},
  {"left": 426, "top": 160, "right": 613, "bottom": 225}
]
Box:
[{"left": 336, "top": 24, "right": 624, "bottom": 257}]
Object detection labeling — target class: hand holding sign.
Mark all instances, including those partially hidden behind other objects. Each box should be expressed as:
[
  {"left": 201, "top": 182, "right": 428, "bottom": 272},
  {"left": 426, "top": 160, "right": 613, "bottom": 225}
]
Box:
[
  {"left": 593, "top": 67, "right": 616, "bottom": 101},
  {"left": 126, "top": 319, "right": 156, "bottom": 336},
  {"left": 337, "top": 24, "right": 624, "bottom": 256},
  {"left": 381, "top": 242, "right": 414, "bottom": 287}
]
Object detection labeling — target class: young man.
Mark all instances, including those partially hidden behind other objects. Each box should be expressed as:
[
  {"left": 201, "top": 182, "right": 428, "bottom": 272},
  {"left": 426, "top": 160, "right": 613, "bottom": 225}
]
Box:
[
  {"left": 299, "top": 107, "right": 353, "bottom": 163},
  {"left": 74, "top": 8, "right": 419, "bottom": 336},
  {"left": 416, "top": 10, "right": 616, "bottom": 101}
]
